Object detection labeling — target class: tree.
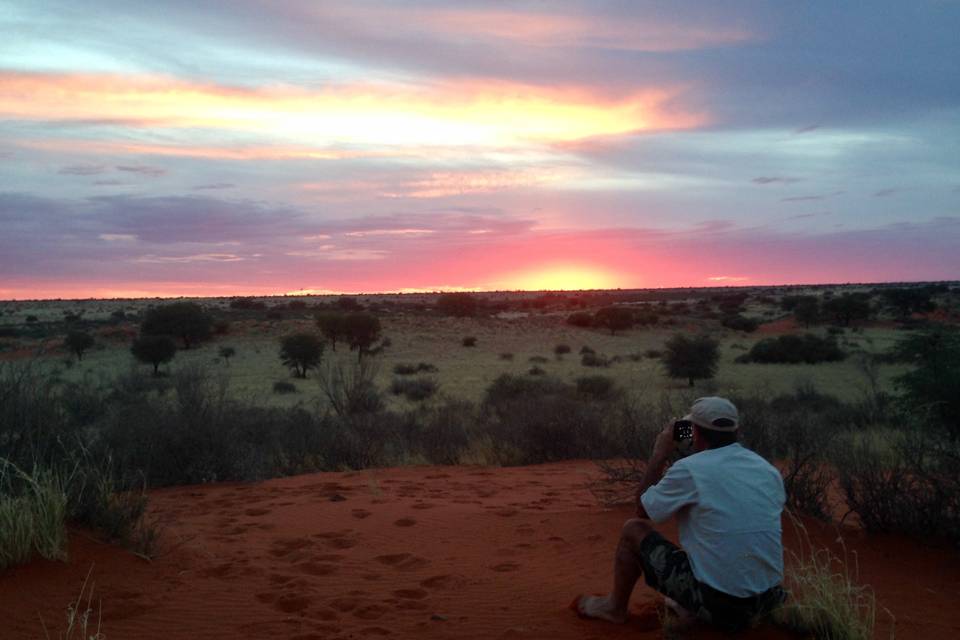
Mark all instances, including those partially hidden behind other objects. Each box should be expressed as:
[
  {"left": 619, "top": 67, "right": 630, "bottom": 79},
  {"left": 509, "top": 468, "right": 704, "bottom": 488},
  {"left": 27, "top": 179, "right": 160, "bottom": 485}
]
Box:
[
  {"left": 64, "top": 330, "right": 94, "bottom": 361},
  {"left": 881, "top": 287, "right": 937, "bottom": 319},
  {"left": 344, "top": 313, "right": 382, "bottom": 360},
  {"left": 664, "top": 333, "right": 720, "bottom": 387},
  {"left": 131, "top": 335, "right": 177, "bottom": 376},
  {"left": 140, "top": 302, "right": 212, "bottom": 349},
  {"left": 822, "top": 293, "right": 871, "bottom": 327},
  {"left": 316, "top": 312, "right": 349, "bottom": 350},
  {"left": 218, "top": 346, "right": 236, "bottom": 365},
  {"left": 436, "top": 292, "right": 480, "bottom": 317},
  {"left": 889, "top": 326, "right": 960, "bottom": 438},
  {"left": 594, "top": 306, "right": 634, "bottom": 335},
  {"left": 793, "top": 297, "right": 821, "bottom": 328},
  {"left": 279, "top": 333, "right": 324, "bottom": 378}
]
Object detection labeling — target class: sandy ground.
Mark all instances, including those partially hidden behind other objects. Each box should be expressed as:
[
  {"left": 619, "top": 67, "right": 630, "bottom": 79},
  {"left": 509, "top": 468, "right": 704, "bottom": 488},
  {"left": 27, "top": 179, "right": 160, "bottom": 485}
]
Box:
[{"left": 3, "top": 461, "right": 959, "bottom": 639}]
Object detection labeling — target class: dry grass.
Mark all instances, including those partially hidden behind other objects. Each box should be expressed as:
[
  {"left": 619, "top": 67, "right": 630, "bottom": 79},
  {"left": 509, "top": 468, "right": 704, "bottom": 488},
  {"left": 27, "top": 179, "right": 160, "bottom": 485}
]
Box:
[
  {"left": 772, "top": 513, "right": 892, "bottom": 640},
  {"left": 40, "top": 565, "right": 104, "bottom": 640},
  {"left": 0, "top": 460, "right": 68, "bottom": 570}
]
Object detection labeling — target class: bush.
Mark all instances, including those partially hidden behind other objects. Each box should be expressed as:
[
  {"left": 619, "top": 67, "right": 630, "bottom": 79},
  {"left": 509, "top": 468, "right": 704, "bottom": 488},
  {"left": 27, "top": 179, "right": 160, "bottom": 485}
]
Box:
[
  {"left": 528, "top": 366, "right": 546, "bottom": 376},
  {"left": 581, "top": 352, "right": 609, "bottom": 367},
  {"left": 499, "top": 352, "right": 514, "bottom": 361},
  {"left": 393, "top": 362, "right": 437, "bottom": 375},
  {"left": 888, "top": 326, "right": 960, "bottom": 437},
  {"left": 594, "top": 306, "right": 634, "bottom": 335},
  {"left": 580, "top": 345, "right": 595, "bottom": 355},
  {"left": 528, "top": 355, "right": 548, "bottom": 363},
  {"left": 741, "top": 334, "right": 845, "bottom": 364},
  {"left": 566, "top": 312, "right": 594, "bottom": 328},
  {"left": 130, "top": 334, "right": 176, "bottom": 376},
  {"left": 721, "top": 314, "right": 759, "bottom": 333},
  {"left": 273, "top": 381, "right": 297, "bottom": 394},
  {"left": 554, "top": 344, "right": 571, "bottom": 359},
  {"left": 390, "top": 377, "right": 439, "bottom": 402},
  {"left": 0, "top": 462, "right": 68, "bottom": 570},
  {"left": 436, "top": 292, "right": 480, "bottom": 317},
  {"left": 462, "top": 336, "right": 477, "bottom": 347},
  {"left": 644, "top": 349, "right": 663, "bottom": 359},
  {"left": 64, "top": 330, "right": 95, "bottom": 361},
  {"left": 140, "top": 302, "right": 212, "bottom": 349},
  {"left": 414, "top": 400, "right": 475, "bottom": 464},
  {"left": 575, "top": 375, "right": 618, "bottom": 400}
]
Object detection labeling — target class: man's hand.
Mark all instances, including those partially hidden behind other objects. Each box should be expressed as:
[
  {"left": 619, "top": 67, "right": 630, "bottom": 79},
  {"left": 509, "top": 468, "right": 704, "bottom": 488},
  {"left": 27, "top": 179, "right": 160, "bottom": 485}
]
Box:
[
  {"left": 636, "top": 423, "right": 677, "bottom": 518},
  {"left": 651, "top": 422, "right": 676, "bottom": 463}
]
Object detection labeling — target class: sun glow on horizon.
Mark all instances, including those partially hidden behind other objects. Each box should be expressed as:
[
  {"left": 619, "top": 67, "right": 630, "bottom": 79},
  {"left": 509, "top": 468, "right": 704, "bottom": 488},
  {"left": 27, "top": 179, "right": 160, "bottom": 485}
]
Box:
[{"left": 497, "top": 264, "right": 625, "bottom": 292}]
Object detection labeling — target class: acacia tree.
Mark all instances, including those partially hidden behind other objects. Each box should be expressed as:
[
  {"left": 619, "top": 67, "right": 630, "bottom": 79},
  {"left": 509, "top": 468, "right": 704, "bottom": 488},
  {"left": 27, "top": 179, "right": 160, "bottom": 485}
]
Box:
[
  {"left": 140, "top": 302, "right": 213, "bottom": 349},
  {"left": 64, "top": 330, "right": 95, "bottom": 361},
  {"left": 664, "top": 333, "right": 720, "bottom": 387},
  {"left": 279, "top": 333, "right": 324, "bottom": 378},
  {"left": 823, "top": 293, "right": 872, "bottom": 327},
  {"left": 131, "top": 335, "right": 177, "bottom": 376},
  {"left": 316, "top": 312, "right": 348, "bottom": 350},
  {"left": 890, "top": 326, "right": 960, "bottom": 438},
  {"left": 594, "top": 306, "right": 634, "bottom": 335},
  {"left": 344, "top": 313, "right": 382, "bottom": 361}
]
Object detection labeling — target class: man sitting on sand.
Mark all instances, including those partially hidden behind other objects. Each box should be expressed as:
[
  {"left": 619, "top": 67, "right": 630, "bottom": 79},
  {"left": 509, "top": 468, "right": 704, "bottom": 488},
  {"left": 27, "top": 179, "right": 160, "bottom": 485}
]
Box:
[{"left": 576, "top": 397, "right": 786, "bottom": 632}]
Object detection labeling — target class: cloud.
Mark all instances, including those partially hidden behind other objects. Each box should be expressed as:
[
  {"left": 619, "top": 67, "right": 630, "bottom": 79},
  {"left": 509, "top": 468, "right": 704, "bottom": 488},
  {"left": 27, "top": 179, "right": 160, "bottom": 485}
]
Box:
[
  {"left": 59, "top": 164, "right": 107, "bottom": 175},
  {"left": 873, "top": 188, "right": 899, "bottom": 197},
  {"left": 192, "top": 183, "right": 235, "bottom": 190},
  {"left": 116, "top": 164, "right": 166, "bottom": 177},
  {"left": 752, "top": 176, "right": 800, "bottom": 185},
  {"left": 134, "top": 253, "right": 245, "bottom": 263},
  {"left": 99, "top": 233, "right": 137, "bottom": 242}
]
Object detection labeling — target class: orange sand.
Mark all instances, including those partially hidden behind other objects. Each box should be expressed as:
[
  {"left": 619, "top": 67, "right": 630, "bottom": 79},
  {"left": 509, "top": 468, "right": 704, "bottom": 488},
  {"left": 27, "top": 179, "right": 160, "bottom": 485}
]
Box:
[{"left": 2, "top": 461, "right": 958, "bottom": 639}]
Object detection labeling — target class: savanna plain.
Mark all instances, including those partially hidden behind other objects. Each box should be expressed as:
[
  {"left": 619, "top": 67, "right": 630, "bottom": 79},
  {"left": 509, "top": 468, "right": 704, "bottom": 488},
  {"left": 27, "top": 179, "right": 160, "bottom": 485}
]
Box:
[{"left": 1, "top": 284, "right": 959, "bottom": 639}]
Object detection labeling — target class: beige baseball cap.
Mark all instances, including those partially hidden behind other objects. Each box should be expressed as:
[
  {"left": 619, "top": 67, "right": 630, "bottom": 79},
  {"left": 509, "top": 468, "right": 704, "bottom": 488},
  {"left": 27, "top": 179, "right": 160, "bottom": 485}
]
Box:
[{"left": 682, "top": 396, "right": 739, "bottom": 432}]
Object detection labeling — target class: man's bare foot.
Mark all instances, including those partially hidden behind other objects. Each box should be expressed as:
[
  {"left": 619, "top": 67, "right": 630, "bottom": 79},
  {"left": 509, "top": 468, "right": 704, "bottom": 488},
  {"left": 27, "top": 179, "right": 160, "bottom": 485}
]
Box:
[{"left": 571, "top": 594, "right": 628, "bottom": 624}]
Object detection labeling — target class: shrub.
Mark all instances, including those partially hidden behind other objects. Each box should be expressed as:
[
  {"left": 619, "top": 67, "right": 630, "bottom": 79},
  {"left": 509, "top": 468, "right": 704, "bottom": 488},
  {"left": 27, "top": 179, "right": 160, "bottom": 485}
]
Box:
[
  {"left": 130, "top": 335, "right": 177, "bottom": 376},
  {"left": 741, "top": 334, "right": 845, "bottom": 364},
  {"left": 644, "top": 349, "right": 663, "bottom": 359},
  {"left": 0, "top": 462, "right": 68, "bottom": 570},
  {"left": 528, "top": 355, "right": 548, "bottom": 363},
  {"left": 580, "top": 345, "right": 595, "bottom": 355},
  {"left": 273, "top": 381, "right": 297, "bottom": 394},
  {"left": 721, "top": 314, "right": 759, "bottom": 333},
  {"left": 436, "top": 292, "right": 480, "bottom": 317},
  {"left": 218, "top": 346, "right": 236, "bottom": 363},
  {"left": 888, "top": 326, "right": 960, "bottom": 437},
  {"left": 528, "top": 366, "right": 546, "bottom": 376},
  {"left": 575, "top": 375, "right": 617, "bottom": 400},
  {"left": 498, "top": 352, "right": 514, "bottom": 361},
  {"left": 554, "top": 344, "right": 571, "bottom": 359},
  {"left": 64, "top": 330, "right": 95, "bottom": 361},
  {"left": 25, "top": 315, "right": 38, "bottom": 323},
  {"left": 318, "top": 360, "right": 384, "bottom": 417},
  {"left": 393, "top": 362, "right": 438, "bottom": 375},
  {"left": 414, "top": 400, "right": 475, "bottom": 464},
  {"left": 566, "top": 311, "right": 594, "bottom": 328},
  {"left": 462, "top": 336, "right": 477, "bottom": 347},
  {"left": 390, "top": 377, "right": 439, "bottom": 402},
  {"left": 581, "top": 352, "right": 609, "bottom": 367},
  {"left": 663, "top": 333, "right": 719, "bottom": 386},
  {"left": 279, "top": 333, "right": 324, "bottom": 378},
  {"left": 823, "top": 293, "right": 872, "bottom": 326}
]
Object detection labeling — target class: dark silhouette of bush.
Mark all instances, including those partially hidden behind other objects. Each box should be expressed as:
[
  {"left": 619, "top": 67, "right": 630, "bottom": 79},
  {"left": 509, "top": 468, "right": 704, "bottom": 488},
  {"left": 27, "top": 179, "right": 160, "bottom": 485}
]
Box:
[
  {"left": 581, "top": 352, "right": 610, "bottom": 367},
  {"left": 499, "top": 352, "right": 514, "bottom": 361},
  {"left": 140, "top": 302, "right": 212, "bottom": 349},
  {"left": 575, "top": 375, "right": 618, "bottom": 400},
  {"left": 529, "top": 355, "right": 548, "bottom": 363},
  {"left": 273, "top": 381, "right": 297, "bottom": 394},
  {"left": 230, "top": 297, "right": 266, "bottom": 310},
  {"left": 436, "top": 292, "right": 480, "bottom": 317},
  {"left": 580, "top": 345, "right": 595, "bottom": 355},
  {"left": 218, "top": 346, "right": 236, "bottom": 364},
  {"left": 566, "top": 311, "right": 594, "bottom": 328},
  {"left": 554, "top": 344, "right": 571, "bottom": 359},
  {"left": 131, "top": 335, "right": 176, "bottom": 376},
  {"left": 721, "top": 314, "right": 759, "bottom": 332},
  {"left": 740, "top": 334, "right": 845, "bottom": 364},
  {"left": 462, "top": 336, "right": 477, "bottom": 347},
  {"left": 663, "top": 333, "right": 719, "bottom": 386},
  {"left": 65, "top": 330, "right": 95, "bottom": 361},
  {"left": 644, "top": 349, "right": 663, "bottom": 359},
  {"left": 594, "top": 306, "right": 634, "bottom": 335},
  {"left": 889, "top": 326, "right": 960, "bottom": 438},
  {"left": 390, "top": 377, "right": 438, "bottom": 402},
  {"left": 634, "top": 310, "right": 659, "bottom": 327},
  {"left": 528, "top": 366, "right": 546, "bottom": 376},
  {"left": 337, "top": 296, "right": 362, "bottom": 311},
  {"left": 279, "top": 333, "right": 324, "bottom": 378},
  {"left": 880, "top": 286, "right": 939, "bottom": 319}
]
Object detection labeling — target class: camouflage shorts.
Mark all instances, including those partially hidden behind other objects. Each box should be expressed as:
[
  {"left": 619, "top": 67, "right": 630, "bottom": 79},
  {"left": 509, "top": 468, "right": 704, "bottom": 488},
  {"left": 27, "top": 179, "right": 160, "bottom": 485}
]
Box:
[{"left": 637, "top": 531, "right": 784, "bottom": 632}]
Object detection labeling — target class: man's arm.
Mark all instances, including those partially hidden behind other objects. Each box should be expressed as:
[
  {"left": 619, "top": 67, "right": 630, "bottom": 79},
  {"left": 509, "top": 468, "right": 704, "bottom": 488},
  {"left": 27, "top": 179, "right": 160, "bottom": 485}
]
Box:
[{"left": 635, "top": 424, "right": 675, "bottom": 519}]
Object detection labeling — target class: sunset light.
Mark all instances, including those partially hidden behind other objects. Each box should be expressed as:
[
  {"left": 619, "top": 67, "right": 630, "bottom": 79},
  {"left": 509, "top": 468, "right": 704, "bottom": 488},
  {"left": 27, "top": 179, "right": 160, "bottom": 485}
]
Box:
[{"left": 500, "top": 265, "right": 624, "bottom": 292}]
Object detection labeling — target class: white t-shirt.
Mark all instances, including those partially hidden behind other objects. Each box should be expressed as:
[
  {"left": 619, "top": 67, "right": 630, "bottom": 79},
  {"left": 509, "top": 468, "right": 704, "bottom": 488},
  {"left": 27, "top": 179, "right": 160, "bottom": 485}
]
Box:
[{"left": 640, "top": 443, "right": 785, "bottom": 598}]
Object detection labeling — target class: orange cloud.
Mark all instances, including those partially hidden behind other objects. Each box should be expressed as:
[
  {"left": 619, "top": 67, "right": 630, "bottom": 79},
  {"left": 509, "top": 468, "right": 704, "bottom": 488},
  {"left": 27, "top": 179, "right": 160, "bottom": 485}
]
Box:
[{"left": 1, "top": 72, "right": 705, "bottom": 148}]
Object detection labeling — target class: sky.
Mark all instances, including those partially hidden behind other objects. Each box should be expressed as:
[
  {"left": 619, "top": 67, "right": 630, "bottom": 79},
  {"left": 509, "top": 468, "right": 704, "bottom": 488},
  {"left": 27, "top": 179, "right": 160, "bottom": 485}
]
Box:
[{"left": 1, "top": 1, "right": 959, "bottom": 299}]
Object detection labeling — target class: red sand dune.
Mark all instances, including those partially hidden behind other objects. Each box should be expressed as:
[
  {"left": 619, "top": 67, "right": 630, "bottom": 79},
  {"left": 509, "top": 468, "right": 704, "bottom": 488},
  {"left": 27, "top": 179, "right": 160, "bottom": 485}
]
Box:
[{"left": 3, "top": 461, "right": 959, "bottom": 639}]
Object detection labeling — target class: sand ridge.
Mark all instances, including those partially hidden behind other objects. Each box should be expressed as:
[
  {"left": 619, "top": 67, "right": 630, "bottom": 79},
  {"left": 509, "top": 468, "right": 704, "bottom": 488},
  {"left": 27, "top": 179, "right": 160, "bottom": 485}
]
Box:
[{"left": 1, "top": 461, "right": 958, "bottom": 638}]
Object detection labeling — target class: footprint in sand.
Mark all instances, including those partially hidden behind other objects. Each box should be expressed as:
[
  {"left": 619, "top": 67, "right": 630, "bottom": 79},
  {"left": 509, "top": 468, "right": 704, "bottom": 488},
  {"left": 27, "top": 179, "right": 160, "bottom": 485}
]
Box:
[
  {"left": 270, "top": 537, "right": 314, "bottom": 558},
  {"left": 245, "top": 507, "right": 271, "bottom": 517},
  {"left": 354, "top": 604, "right": 388, "bottom": 620},
  {"left": 393, "top": 518, "right": 417, "bottom": 527},
  {"left": 358, "top": 627, "right": 391, "bottom": 636},
  {"left": 352, "top": 509, "right": 372, "bottom": 519},
  {"left": 393, "top": 588, "right": 428, "bottom": 599},
  {"left": 274, "top": 594, "right": 312, "bottom": 613},
  {"left": 329, "top": 597, "right": 361, "bottom": 612},
  {"left": 410, "top": 503, "right": 435, "bottom": 510},
  {"left": 491, "top": 562, "right": 521, "bottom": 572}
]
